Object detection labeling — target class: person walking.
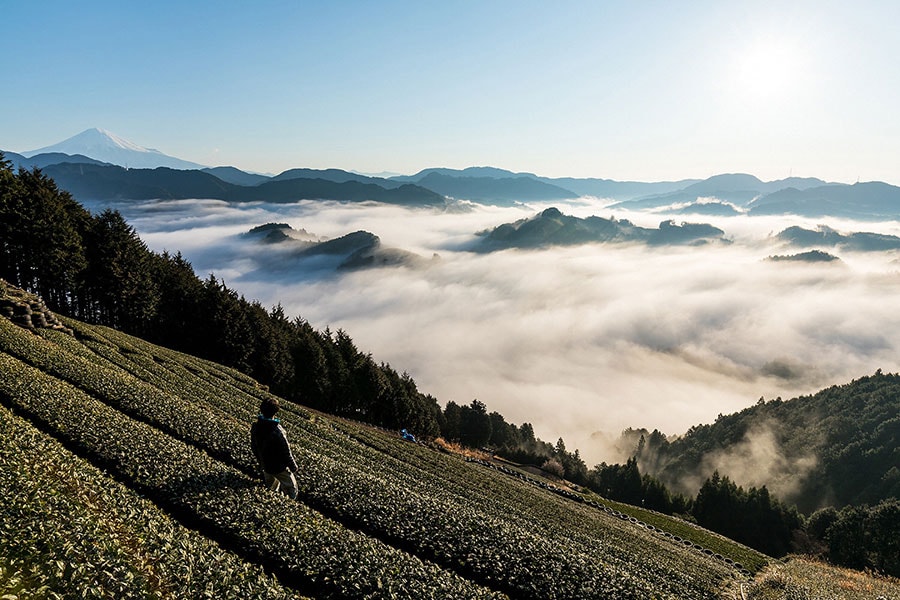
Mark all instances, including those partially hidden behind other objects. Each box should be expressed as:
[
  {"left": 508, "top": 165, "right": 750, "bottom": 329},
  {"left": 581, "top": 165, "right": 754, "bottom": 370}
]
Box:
[{"left": 250, "top": 397, "right": 299, "bottom": 499}]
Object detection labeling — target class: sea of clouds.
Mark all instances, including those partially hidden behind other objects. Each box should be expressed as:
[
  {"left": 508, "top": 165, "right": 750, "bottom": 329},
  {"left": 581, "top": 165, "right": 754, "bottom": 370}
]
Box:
[{"left": 108, "top": 196, "right": 900, "bottom": 469}]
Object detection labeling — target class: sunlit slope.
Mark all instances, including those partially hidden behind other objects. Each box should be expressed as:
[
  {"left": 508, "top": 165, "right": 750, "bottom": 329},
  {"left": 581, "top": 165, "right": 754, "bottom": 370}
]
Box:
[
  {"left": 0, "top": 403, "right": 306, "bottom": 599},
  {"left": 0, "top": 313, "right": 764, "bottom": 599}
]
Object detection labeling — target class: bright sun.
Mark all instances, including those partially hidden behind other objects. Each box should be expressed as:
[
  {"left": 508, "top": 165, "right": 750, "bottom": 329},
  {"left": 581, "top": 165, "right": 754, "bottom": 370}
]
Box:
[{"left": 735, "top": 38, "right": 803, "bottom": 99}]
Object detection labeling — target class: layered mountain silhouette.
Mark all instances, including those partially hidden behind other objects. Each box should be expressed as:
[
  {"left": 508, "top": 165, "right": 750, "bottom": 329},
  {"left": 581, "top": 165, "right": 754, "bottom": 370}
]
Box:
[
  {"left": 610, "top": 173, "right": 831, "bottom": 210},
  {"left": 391, "top": 167, "right": 699, "bottom": 202},
  {"left": 34, "top": 163, "right": 446, "bottom": 206},
  {"left": 4, "top": 150, "right": 108, "bottom": 171},
  {"left": 748, "top": 182, "right": 900, "bottom": 219},
  {"left": 271, "top": 168, "right": 405, "bottom": 189},
  {"left": 476, "top": 207, "right": 728, "bottom": 250},
  {"left": 607, "top": 173, "right": 900, "bottom": 220},
  {"left": 200, "top": 166, "right": 270, "bottom": 186},
  {"left": 5, "top": 131, "right": 900, "bottom": 217}
]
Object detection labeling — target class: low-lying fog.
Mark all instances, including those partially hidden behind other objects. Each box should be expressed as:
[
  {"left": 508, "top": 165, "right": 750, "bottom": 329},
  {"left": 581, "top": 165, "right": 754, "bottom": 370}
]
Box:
[{"left": 112, "top": 197, "right": 900, "bottom": 465}]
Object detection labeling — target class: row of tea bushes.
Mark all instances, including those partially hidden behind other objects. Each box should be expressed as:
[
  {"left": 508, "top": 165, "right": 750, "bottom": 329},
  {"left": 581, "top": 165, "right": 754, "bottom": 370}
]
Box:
[
  {"left": 0, "top": 403, "right": 301, "bottom": 600},
  {"left": 0, "top": 318, "right": 254, "bottom": 468},
  {"left": 467, "top": 457, "right": 759, "bottom": 577},
  {"left": 0, "top": 346, "right": 505, "bottom": 599},
  {"left": 275, "top": 414, "right": 741, "bottom": 598}
]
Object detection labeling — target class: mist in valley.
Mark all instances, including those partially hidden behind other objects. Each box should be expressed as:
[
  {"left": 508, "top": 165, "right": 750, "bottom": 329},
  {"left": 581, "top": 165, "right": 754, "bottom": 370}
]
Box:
[{"left": 113, "top": 197, "right": 900, "bottom": 471}]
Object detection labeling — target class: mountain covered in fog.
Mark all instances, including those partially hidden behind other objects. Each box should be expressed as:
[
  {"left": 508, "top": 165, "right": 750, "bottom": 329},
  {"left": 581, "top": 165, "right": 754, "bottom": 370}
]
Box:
[
  {"left": 766, "top": 250, "right": 842, "bottom": 263},
  {"left": 776, "top": 225, "right": 900, "bottom": 251},
  {"left": 748, "top": 182, "right": 900, "bottom": 219},
  {"left": 244, "top": 223, "right": 429, "bottom": 271},
  {"left": 476, "top": 207, "right": 728, "bottom": 250},
  {"left": 610, "top": 173, "right": 900, "bottom": 220},
  {"left": 611, "top": 173, "right": 832, "bottom": 210}
]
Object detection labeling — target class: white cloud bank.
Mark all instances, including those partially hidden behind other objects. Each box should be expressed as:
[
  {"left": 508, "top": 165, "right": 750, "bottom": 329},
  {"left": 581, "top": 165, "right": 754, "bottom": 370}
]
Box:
[{"left": 120, "top": 198, "right": 900, "bottom": 466}]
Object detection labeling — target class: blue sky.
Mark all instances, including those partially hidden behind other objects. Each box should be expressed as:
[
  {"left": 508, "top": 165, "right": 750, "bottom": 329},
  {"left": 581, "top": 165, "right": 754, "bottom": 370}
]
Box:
[{"left": 3, "top": 1, "right": 899, "bottom": 183}]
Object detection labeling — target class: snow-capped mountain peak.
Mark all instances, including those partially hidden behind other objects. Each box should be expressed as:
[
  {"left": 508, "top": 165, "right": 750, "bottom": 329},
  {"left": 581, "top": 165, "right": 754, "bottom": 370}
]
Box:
[{"left": 23, "top": 128, "right": 206, "bottom": 170}]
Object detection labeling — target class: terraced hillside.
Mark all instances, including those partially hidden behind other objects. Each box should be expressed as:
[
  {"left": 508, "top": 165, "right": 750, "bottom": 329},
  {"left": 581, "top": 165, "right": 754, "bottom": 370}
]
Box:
[{"left": 0, "top": 292, "right": 768, "bottom": 598}]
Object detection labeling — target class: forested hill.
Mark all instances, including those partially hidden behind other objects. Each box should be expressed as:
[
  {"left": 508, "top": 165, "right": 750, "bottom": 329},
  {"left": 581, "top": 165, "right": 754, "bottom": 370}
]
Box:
[{"left": 628, "top": 372, "right": 900, "bottom": 515}]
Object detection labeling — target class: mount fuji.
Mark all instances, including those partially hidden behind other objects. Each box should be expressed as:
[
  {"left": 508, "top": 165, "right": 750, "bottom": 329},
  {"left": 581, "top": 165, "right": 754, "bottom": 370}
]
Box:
[{"left": 23, "top": 128, "right": 207, "bottom": 170}]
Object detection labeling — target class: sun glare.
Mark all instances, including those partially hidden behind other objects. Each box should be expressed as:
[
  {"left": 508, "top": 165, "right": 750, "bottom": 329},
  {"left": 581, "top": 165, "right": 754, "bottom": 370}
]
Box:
[{"left": 735, "top": 37, "right": 803, "bottom": 99}]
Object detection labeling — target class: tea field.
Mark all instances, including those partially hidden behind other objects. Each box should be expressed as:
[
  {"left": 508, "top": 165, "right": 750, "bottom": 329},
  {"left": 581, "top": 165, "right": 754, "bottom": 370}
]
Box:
[{"left": 0, "top": 306, "right": 773, "bottom": 598}]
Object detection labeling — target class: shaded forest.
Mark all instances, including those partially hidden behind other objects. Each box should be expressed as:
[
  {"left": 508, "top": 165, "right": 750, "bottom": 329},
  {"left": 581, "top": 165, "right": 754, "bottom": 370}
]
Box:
[{"left": 623, "top": 374, "right": 900, "bottom": 515}]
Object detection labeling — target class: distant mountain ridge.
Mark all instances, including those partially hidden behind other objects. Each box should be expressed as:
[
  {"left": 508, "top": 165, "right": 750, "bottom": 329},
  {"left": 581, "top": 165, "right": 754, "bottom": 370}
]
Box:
[
  {"left": 5, "top": 131, "right": 900, "bottom": 216},
  {"left": 748, "top": 182, "right": 900, "bottom": 219},
  {"left": 201, "top": 166, "right": 270, "bottom": 187},
  {"left": 610, "top": 173, "right": 832, "bottom": 210},
  {"left": 36, "top": 163, "right": 446, "bottom": 207},
  {"left": 392, "top": 166, "right": 700, "bottom": 202},
  {"left": 23, "top": 128, "right": 207, "bottom": 170},
  {"left": 272, "top": 168, "right": 405, "bottom": 189},
  {"left": 776, "top": 225, "right": 900, "bottom": 251},
  {"left": 413, "top": 172, "right": 579, "bottom": 204},
  {"left": 4, "top": 151, "right": 109, "bottom": 171}
]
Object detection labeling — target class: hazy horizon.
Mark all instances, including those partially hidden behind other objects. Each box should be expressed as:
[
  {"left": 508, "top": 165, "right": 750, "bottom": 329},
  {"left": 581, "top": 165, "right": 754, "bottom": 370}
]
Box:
[
  {"left": 3, "top": 2, "right": 900, "bottom": 185},
  {"left": 102, "top": 196, "right": 900, "bottom": 468}
]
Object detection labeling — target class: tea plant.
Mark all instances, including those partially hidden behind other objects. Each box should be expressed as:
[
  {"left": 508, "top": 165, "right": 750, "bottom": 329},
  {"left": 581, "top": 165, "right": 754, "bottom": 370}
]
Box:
[{"left": 0, "top": 404, "right": 302, "bottom": 599}]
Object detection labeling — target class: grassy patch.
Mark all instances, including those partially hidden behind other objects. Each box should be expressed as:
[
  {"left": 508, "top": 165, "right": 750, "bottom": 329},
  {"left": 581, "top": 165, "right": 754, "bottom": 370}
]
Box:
[{"left": 746, "top": 556, "right": 900, "bottom": 600}]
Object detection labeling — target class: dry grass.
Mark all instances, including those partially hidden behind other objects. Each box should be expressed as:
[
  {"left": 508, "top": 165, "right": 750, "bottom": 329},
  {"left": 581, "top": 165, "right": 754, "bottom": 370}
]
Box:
[
  {"left": 745, "top": 555, "right": 899, "bottom": 600},
  {"left": 430, "top": 437, "right": 492, "bottom": 460}
]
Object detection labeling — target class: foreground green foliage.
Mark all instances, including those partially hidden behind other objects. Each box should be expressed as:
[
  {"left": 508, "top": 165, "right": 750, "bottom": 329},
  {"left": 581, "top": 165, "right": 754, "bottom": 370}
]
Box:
[
  {"left": 0, "top": 309, "right": 753, "bottom": 598},
  {"left": 805, "top": 499, "right": 900, "bottom": 577},
  {"left": 0, "top": 404, "right": 302, "bottom": 600}
]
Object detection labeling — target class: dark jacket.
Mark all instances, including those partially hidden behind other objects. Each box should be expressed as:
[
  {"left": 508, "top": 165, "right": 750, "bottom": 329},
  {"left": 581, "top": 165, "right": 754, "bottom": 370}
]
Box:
[{"left": 250, "top": 416, "right": 299, "bottom": 474}]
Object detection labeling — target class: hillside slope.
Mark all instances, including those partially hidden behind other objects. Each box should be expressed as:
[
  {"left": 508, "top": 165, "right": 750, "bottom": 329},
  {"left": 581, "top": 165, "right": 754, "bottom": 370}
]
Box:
[
  {"left": 0, "top": 285, "right": 760, "bottom": 599},
  {"left": 631, "top": 374, "right": 900, "bottom": 515}
]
